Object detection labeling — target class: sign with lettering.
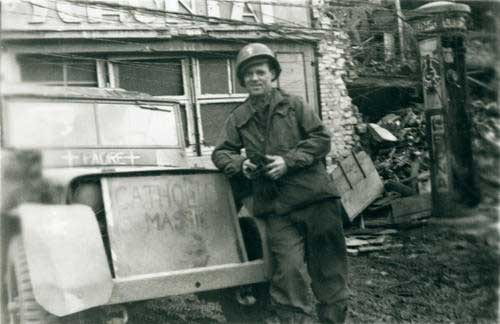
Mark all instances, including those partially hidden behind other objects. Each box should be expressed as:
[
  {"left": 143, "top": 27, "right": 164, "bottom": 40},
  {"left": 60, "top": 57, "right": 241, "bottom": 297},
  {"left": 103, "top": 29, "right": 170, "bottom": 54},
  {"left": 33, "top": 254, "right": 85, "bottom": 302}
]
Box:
[
  {"left": 102, "top": 172, "right": 243, "bottom": 277},
  {"left": 42, "top": 148, "right": 186, "bottom": 167},
  {"left": 1, "top": 0, "right": 310, "bottom": 33}
]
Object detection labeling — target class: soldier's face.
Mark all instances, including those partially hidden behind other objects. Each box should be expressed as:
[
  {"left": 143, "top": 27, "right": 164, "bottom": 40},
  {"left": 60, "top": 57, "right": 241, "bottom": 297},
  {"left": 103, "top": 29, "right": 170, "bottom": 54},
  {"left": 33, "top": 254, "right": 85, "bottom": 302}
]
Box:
[{"left": 243, "top": 62, "right": 275, "bottom": 96}]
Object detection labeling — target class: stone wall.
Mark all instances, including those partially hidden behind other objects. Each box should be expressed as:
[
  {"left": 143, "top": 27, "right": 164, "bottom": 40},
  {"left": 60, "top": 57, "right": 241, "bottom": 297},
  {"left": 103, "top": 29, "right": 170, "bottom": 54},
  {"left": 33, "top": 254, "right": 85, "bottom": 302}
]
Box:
[{"left": 312, "top": 0, "right": 362, "bottom": 164}]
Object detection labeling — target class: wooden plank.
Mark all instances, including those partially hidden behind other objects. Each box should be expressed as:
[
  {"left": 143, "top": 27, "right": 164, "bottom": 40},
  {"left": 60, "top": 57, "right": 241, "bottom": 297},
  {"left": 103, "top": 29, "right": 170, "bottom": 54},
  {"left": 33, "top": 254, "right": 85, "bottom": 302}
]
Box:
[
  {"left": 362, "top": 194, "right": 432, "bottom": 228},
  {"left": 390, "top": 193, "right": 432, "bottom": 219},
  {"left": 358, "top": 244, "right": 403, "bottom": 253},
  {"left": 346, "top": 236, "right": 387, "bottom": 247},
  {"left": 102, "top": 173, "right": 243, "bottom": 278},
  {"left": 332, "top": 153, "right": 370, "bottom": 194},
  {"left": 330, "top": 151, "right": 384, "bottom": 221},
  {"left": 368, "top": 123, "right": 398, "bottom": 142}
]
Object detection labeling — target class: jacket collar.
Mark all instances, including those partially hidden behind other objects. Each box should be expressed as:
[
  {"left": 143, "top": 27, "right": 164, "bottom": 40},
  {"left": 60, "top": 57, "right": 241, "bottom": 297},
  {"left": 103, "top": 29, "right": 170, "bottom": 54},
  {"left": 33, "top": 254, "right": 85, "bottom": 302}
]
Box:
[{"left": 235, "top": 88, "right": 290, "bottom": 127}]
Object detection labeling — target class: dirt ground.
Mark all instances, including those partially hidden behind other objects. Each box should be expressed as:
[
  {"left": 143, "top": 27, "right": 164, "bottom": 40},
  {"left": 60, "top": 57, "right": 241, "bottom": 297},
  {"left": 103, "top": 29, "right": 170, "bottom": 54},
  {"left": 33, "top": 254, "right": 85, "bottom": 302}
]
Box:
[{"left": 126, "top": 216, "right": 499, "bottom": 324}]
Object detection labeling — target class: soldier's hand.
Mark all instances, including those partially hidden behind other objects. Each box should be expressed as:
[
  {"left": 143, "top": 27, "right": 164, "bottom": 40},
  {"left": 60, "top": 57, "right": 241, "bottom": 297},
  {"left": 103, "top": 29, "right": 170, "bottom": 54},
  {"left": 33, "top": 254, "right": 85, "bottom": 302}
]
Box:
[
  {"left": 265, "top": 155, "right": 288, "bottom": 180},
  {"left": 242, "top": 159, "right": 258, "bottom": 179}
]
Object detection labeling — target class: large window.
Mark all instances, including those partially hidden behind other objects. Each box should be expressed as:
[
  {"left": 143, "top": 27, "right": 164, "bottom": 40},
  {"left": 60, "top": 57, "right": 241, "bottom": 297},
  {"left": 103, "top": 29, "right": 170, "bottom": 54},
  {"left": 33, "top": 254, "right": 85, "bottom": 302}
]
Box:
[
  {"left": 197, "top": 57, "right": 246, "bottom": 96},
  {"left": 114, "top": 59, "right": 184, "bottom": 96},
  {"left": 199, "top": 102, "right": 240, "bottom": 146},
  {"left": 195, "top": 57, "right": 248, "bottom": 151},
  {"left": 18, "top": 55, "right": 98, "bottom": 87},
  {"left": 199, "top": 58, "right": 229, "bottom": 94}
]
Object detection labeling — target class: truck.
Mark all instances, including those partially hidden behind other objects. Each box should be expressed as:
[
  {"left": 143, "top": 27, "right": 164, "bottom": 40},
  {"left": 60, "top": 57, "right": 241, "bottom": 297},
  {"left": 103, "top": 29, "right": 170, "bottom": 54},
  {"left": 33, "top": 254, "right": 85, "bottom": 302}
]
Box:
[{"left": 1, "top": 85, "right": 270, "bottom": 323}]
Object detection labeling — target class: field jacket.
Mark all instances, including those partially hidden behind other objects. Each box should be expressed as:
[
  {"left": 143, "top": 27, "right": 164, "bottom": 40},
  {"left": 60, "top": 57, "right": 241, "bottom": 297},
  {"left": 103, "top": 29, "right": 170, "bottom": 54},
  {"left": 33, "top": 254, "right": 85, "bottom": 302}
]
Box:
[{"left": 211, "top": 88, "right": 337, "bottom": 216}]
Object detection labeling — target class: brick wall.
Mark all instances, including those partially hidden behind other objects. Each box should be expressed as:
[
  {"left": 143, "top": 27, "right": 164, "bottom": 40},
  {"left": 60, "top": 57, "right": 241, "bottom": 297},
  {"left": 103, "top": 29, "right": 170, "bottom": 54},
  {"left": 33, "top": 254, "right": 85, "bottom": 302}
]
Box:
[{"left": 313, "top": 0, "right": 362, "bottom": 164}]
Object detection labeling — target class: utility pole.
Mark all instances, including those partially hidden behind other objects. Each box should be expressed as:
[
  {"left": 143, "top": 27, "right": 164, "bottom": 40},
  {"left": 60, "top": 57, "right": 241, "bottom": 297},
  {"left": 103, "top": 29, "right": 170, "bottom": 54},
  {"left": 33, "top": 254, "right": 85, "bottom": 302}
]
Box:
[{"left": 395, "top": 0, "right": 406, "bottom": 63}]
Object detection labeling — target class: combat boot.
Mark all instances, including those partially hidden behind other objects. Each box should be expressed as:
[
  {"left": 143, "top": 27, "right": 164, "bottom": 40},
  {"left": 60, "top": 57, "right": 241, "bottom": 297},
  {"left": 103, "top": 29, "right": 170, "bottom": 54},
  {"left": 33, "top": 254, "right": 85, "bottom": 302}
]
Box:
[{"left": 316, "top": 301, "right": 348, "bottom": 324}]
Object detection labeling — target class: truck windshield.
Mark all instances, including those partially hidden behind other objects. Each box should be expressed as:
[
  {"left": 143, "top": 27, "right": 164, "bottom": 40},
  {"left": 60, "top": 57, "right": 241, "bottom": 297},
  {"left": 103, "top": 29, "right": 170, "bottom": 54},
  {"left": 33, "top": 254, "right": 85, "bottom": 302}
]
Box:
[{"left": 5, "top": 100, "right": 180, "bottom": 148}]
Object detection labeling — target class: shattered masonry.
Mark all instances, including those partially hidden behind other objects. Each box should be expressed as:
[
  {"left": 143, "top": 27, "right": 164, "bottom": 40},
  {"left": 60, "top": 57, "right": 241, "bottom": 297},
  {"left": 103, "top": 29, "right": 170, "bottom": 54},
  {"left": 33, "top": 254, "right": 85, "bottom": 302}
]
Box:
[{"left": 312, "top": 2, "right": 362, "bottom": 163}]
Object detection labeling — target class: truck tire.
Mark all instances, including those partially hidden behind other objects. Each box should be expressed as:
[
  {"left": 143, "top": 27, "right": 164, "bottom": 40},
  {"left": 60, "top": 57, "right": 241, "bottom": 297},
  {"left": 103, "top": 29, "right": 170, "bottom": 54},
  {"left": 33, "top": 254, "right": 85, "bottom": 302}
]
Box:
[{"left": 5, "top": 235, "right": 61, "bottom": 324}]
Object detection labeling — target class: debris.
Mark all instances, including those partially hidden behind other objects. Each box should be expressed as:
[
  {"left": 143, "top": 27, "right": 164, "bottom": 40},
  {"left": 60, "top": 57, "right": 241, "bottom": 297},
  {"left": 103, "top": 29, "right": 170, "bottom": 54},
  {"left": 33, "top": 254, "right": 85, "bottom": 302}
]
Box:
[
  {"left": 358, "top": 106, "right": 430, "bottom": 186},
  {"left": 378, "top": 229, "right": 399, "bottom": 235},
  {"left": 346, "top": 236, "right": 387, "bottom": 247},
  {"left": 347, "top": 248, "right": 359, "bottom": 256},
  {"left": 345, "top": 227, "right": 399, "bottom": 236},
  {"left": 390, "top": 193, "right": 431, "bottom": 222},
  {"left": 379, "top": 113, "right": 401, "bottom": 130},
  {"left": 362, "top": 193, "right": 431, "bottom": 228},
  {"left": 367, "top": 191, "right": 401, "bottom": 211},
  {"left": 384, "top": 180, "right": 415, "bottom": 197},
  {"left": 358, "top": 244, "right": 403, "bottom": 253},
  {"left": 346, "top": 229, "right": 402, "bottom": 256},
  {"left": 368, "top": 123, "right": 398, "bottom": 142},
  {"left": 330, "top": 151, "right": 384, "bottom": 221}
]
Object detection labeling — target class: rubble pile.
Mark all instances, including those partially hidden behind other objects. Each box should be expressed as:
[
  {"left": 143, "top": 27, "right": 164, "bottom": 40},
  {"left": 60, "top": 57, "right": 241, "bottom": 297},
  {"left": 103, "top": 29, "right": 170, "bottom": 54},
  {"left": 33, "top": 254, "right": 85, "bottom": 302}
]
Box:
[
  {"left": 358, "top": 105, "right": 430, "bottom": 193},
  {"left": 471, "top": 99, "right": 500, "bottom": 205},
  {"left": 347, "top": 58, "right": 416, "bottom": 81}
]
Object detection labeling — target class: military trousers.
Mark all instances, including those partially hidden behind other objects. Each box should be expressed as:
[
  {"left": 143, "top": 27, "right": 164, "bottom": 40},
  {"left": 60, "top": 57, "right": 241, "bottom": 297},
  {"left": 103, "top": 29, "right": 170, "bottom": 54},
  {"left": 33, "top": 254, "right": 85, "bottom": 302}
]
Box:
[{"left": 265, "top": 199, "right": 349, "bottom": 323}]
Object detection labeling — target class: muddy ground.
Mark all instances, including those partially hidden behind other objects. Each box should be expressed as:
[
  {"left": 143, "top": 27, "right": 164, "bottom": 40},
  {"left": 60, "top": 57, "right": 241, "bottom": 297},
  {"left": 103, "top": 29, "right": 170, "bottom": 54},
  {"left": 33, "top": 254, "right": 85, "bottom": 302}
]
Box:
[{"left": 125, "top": 219, "right": 499, "bottom": 324}]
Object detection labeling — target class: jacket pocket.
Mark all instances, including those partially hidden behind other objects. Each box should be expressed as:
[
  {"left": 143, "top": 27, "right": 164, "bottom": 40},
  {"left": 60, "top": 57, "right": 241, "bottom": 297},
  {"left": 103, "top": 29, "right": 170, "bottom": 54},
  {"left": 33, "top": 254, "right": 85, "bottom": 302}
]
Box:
[{"left": 268, "top": 110, "right": 301, "bottom": 151}]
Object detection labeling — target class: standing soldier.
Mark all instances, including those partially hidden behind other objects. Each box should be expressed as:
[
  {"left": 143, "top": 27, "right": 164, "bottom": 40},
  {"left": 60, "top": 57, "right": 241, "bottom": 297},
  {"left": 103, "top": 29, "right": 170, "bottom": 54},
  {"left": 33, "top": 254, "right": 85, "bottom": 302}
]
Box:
[{"left": 212, "top": 43, "right": 348, "bottom": 323}]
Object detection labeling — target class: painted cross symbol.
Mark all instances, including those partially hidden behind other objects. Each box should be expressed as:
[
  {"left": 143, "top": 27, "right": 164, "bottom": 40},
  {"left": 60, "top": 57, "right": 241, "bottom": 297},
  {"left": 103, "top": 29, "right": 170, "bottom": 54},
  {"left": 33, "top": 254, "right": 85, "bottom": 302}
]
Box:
[
  {"left": 127, "top": 151, "right": 141, "bottom": 165},
  {"left": 62, "top": 150, "right": 80, "bottom": 167}
]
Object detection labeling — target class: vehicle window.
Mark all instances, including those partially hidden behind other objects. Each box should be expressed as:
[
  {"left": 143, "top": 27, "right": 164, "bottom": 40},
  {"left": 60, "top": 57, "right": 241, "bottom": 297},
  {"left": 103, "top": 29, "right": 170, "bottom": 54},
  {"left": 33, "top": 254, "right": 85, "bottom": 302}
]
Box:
[
  {"left": 96, "top": 104, "right": 179, "bottom": 147},
  {"left": 6, "top": 101, "right": 98, "bottom": 148},
  {"left": 115, "top": 59, "right": 184, "bottom": 96},
  {"left": 5, "top": 101, "right": 180, "bottom": 148}
]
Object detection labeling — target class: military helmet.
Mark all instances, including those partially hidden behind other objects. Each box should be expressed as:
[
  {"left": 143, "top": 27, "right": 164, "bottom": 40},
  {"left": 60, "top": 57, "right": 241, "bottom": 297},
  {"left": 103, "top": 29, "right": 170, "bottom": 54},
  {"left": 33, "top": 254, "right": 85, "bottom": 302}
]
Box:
[{"left": 235, "top": 43, "right": 281, "bottom": 86}]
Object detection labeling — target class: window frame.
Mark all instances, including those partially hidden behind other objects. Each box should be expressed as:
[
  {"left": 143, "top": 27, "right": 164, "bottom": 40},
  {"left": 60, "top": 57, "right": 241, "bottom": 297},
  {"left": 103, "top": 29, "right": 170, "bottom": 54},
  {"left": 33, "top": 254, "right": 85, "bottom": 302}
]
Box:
[
  {"left": 17, "top": 55, "right": 100, "bottom": 87},
  {"left": 108, "top": 55, "right": 186, "bottom": 97},
  {"left": 107, "top": 55, "right": 197, "bottom": 152},
  {"left": 192, "top": 56, "right": 247, "bottom": 151},
  {"left": 194, "top": 57, "right": 248, "bottom": 100},
  {"left": 2, "top": 98, "right": 184, "bottom": 150}
]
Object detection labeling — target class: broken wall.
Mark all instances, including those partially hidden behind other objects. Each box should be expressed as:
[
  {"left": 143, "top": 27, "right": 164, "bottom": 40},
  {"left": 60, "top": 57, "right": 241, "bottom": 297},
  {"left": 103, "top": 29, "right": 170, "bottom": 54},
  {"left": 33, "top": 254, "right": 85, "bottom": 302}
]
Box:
[{"left": 312, "top": 0, "right": 362, "bottom": 163}]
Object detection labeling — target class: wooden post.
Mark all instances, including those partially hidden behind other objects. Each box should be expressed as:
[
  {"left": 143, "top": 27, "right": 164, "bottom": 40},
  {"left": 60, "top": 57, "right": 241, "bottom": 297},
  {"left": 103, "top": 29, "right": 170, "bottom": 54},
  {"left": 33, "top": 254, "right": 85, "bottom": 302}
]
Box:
[{"left": 408, "top": 2, "right": 477, "bottom": 217}]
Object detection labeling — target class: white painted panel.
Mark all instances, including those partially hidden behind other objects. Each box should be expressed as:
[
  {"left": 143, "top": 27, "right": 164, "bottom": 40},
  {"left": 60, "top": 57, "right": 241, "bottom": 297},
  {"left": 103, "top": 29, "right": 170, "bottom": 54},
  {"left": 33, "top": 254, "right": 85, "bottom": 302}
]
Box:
[{"left": 277, "top": 52, "right": 308, "bottom": 102}]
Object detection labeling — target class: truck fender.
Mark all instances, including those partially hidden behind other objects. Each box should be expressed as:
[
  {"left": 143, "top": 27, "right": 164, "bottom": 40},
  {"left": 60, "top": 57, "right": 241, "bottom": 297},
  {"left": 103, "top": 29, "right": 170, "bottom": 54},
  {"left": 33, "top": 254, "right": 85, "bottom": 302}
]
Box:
[
  {"left": 14, "top": 203, "right": 113, "bottom": 317},
  {"left": 238, "top": 200, "right": 272, "bottom": 278}
]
